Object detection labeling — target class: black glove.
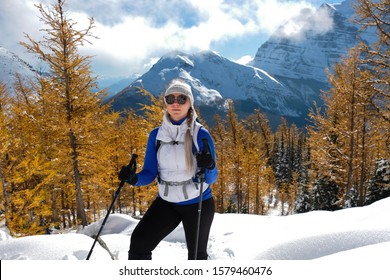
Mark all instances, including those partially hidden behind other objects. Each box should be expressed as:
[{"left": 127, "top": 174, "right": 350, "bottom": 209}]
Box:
[
  {"left": 118, "top": 165, "right": 138, "bottom": 185},
  {"left": 196, "top": 152, "right": 215, "bottom": 170}
]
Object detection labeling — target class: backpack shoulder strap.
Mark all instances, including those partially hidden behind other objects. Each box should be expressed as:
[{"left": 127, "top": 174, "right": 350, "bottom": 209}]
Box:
[
  {"left": 155, "top": 127, "right": 162, "bottom": 151},
  {"left": 156, "top": 139, "right": 162, "bottom": 151},
  {"left": 192, "top": 121, "right": 203, "bottom": 152}
]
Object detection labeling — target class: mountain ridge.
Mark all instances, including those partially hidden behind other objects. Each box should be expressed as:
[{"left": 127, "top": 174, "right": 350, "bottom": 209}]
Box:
[
  {"left": 106, "top": 50, "right": 305, "bottom": 125},
  {"left": 0, "top": 46, "right": 37, "bottom": 92}
]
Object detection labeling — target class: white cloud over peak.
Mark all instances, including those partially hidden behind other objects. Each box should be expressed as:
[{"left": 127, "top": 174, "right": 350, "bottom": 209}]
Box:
[{"left": 277, "top": 5, "right": 334, "bottom": 41}]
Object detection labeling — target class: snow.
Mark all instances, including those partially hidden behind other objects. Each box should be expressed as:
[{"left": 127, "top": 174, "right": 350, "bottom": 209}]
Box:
[
  {"left": 0, "top": 46, "right": 36, "bottom": 93},
  {"left": 1, "top": 197, "right": 390, "bottom": 279}
]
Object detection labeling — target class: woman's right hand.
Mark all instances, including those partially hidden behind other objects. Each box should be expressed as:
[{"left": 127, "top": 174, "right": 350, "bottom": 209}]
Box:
[{"left": 118, "top": 166, "right": 138, "bottom": 185}]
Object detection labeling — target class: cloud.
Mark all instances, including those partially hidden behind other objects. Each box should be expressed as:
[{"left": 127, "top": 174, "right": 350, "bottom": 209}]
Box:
[
  {"left": 79, "top": 0, "right": 318, "bottom": 76},
  {"left": 78, "top": 0, "right": 262, "bottom": 76},
  {"left": 0, "top": 1, "right": 44, "bottom": 60},
  {"left": 66, "top": 0, "right": 205, "bottom": 28},
  {"left": 1, "top": 0, "right": 329, "bottom": 77},
  {"left": 276, "top": 5, "right": 334, "bottom": 41}
]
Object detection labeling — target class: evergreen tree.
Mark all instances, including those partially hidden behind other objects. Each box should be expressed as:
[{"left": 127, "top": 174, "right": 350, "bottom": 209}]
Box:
[
  {"left": 273, "top": 118, "right": 293, "bottom": 189},
  {"left": 365, "top": 159, "right": 390, "bottom": 205},
  {"left": 345, "top": 186, "right": 359, "bottom": 208},
  {"left": 295, "top": 182, "right": 311, "bottom": 213},
  {"left": 272, "top": 119, "right": 303, "bottom": 214},
  {"left": 273, "top": 134, "right": 288, "bottom": 189},
  {"left": 312, "top": 176, "right": 340, "bottom": 211},
  {"left": 294, "top": 133, "right": 311, "bottom": 213}
]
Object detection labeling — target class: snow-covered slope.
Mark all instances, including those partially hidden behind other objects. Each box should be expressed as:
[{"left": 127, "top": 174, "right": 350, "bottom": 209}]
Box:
[
  {"left": 1, "top": 197, "right": 389, "bottom": 262},
  {"left": 0, "top": 46, "right": 36, "bottom": 92}
]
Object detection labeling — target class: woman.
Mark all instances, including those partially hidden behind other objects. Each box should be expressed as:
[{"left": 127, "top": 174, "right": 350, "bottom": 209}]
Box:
[{"left": 118, "top": 79, "right": 218, "bottom": 260}]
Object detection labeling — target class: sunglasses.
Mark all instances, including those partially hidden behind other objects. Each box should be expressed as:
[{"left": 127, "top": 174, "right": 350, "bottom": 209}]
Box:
[{"left": 165, "top": 94, "right": 188, "bottom": 105}]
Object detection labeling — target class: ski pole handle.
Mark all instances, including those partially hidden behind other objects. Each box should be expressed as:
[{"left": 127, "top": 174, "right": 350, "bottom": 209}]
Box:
[
  {"left": 128, "top": 153, "right": 138, "bottom": 172},
  {"left": 197, "top": 138, "right": 210, "bottom": 178},
  {"left": 118, "top": 153, "right": 138, "bottom": 190}
]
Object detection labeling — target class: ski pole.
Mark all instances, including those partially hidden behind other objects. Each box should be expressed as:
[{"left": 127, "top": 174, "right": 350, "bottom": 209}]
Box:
[
  {"left": 86, "top": 153, "right": 138, "bottom": 260},
  {"left": 194, "top": 138, "right": 209, "bottom": 260}
]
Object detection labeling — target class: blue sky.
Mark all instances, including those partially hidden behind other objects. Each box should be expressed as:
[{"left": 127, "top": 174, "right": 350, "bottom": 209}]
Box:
[{"left": 0, "top": 0, "right": 344, "bottom": 79}]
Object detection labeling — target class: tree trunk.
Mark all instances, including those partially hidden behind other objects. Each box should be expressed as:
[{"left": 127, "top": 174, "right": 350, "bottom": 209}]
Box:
[
  {"left": 69, "top": 130, "right": 87, "bottom": 226},
  {"left": 345, "top": 87, "right": 356, "bottom": 204},
  {"left": 358, "top": 108, "right": 368, "bottom": 206}
]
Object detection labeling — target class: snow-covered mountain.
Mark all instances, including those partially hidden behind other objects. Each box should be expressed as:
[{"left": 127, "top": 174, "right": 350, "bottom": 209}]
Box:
[
  {"left": 250, "top": 2, "right": 358, "bottom": 81},
  {"left": 107, "top": 50, "right": 302, "bottom": 120},
  {"left": 108, "top": 0, "right": 369, "bottom": 127},
  {"left": 0, "top": 46, "right": 37, "bottom": 92},
  {"left": 249, "top": 1, "right": 365, "bottom": 109}
]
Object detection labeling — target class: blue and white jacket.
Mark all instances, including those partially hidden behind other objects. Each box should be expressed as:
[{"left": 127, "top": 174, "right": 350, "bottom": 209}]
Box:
[{"left": 134, "top": 112, "right": 218, "bottom": 205}]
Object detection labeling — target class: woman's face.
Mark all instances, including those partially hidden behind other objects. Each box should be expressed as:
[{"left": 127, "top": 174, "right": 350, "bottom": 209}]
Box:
[{"left": 166, "top": 93, "right": 191, "bottom": 121}]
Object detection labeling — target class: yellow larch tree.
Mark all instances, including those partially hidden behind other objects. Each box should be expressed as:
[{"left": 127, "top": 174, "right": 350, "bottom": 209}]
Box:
[
  {"left": 354, "top": 0, "right": 389, "bottom": 124},
  {"left": 309, "top": 48, "right": 386, "bottom": 207},
  {"left": 210, "top": 114, "right": 229, "bottom": 212},
  {"left": 20, "top": 0, "right": 113, "bottom": 226},
  {"left": 0, "top": 82, "right": 11, "bottom": 226}
]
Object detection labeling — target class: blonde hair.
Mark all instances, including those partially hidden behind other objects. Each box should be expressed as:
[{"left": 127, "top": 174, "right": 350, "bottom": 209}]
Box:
[{"left": 185, "top": 107, "right": 195, "bottom": 175}]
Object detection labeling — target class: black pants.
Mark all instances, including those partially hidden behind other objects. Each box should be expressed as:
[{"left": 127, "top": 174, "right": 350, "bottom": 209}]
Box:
[{"left": 128, "top": 196, "right": 215, "bottom": 260}]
